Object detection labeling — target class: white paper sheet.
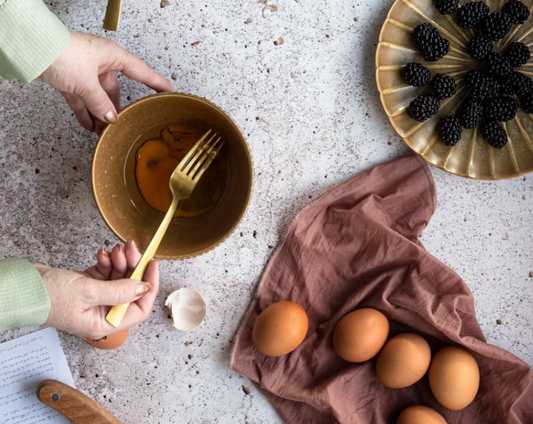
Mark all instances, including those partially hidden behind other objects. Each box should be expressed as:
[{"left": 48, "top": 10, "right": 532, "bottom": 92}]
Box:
[{"left": 0, "top": 328, "right": 75, "bottom": 424}]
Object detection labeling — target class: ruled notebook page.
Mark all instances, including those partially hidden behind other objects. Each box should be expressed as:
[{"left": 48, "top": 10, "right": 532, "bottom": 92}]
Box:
[{"left": 0, "top": 328, "right": 75, "bottom": 424}]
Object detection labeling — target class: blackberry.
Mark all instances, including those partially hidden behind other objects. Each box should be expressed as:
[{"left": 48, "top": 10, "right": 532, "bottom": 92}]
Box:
[
  {"left": 440, "top": 116, "right": 462, "bottom": 146},
  {"left": 484, "top": 96, "right": 519, "bottom": 121},
  {"left": 403, "top": 62, "right": 431, "bottom": 87},
  {"left": 499, "top": 71, "right": 533, "bottom": 96},
  {"left": 468, "top": 36, "right": 492, "bottom": 60},
  {"left": 465, "top": 70, "right": 500, "bottom": 98},
  {"left": 520, "top": 91, "right": 533, "bottom": 113},
  {"left": 459, "top": 97, "right": 484, "bottom": 128},
  {"left": 407, "top": 95, "right": 441, "bottom": 122},
  {"left": 435, "top": 0, "right": 459, "bottom": 15},
  {"left": 457, "top": 2, "right": 489, "bottom": 28},
  {"left": 480, "top": 12, "right": 513, "bottom": 41},
  {"left": 431, "top": 74, "right": 457, "bottom": 99},
  {"left": 413, "top": 23, "right": 450, "bottom": 61},
  {"left": 502, "top": 0, "right": 531, "bottom": 24},
  {"left": 487, "top": 52, "right": 513, "bottom": 77},
  {"left": 481, "top": 120, "right": 508, "bottom": 149},
  {"left": 506, "top": 42, "right": 531, "bottom": 67}
]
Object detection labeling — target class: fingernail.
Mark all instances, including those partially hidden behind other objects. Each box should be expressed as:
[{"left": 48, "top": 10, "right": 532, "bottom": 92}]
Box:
[
  {"left": 136, "top": 282, "right": 152, "bottom": 296},
  {"left": 101, "top": 249, "right": 109, "bottom": 258},
  {"left": 104, "top": 110, "right": 118, "bottom": 124}
]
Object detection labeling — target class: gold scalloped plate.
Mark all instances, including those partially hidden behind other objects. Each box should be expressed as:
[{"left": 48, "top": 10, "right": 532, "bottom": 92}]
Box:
[{"left": 376, "top": 0, "right": 533, "bottom": 180}]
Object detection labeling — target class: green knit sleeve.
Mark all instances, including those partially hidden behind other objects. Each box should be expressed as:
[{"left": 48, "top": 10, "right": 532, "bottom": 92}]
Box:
[
  {"left": 0, "top": 0, "right": 71, "bottom": 83},
  {"left": 0, "top": 258, "right": 50, "bottom": 331}
]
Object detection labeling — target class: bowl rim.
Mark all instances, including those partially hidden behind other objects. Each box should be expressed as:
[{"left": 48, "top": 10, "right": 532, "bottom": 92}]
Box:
[
  {"left": 374, "top": 0, "right": 533, "bottom": 181},
  {"left": 91, "top": 91, "right": 255, "bottom": 260}
]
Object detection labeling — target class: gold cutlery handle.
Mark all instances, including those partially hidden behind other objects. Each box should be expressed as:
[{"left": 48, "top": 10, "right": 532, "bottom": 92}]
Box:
[
  {"left": 103, "top": 0, "right": 123, "bottom": 32},
  {"left": 106, "top": 196, "right": 180, "bottom": 327}
]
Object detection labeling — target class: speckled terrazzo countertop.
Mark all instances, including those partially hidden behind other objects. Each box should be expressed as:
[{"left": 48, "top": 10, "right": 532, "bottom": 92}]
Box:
[{"left": 0, "top": 0, "right": 532, "bottom": 422}]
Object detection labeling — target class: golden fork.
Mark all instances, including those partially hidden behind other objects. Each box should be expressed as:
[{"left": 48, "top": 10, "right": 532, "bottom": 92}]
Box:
[
  {"left": 103, "top": 0, "right": 123, "bottom": 32},
  {"left": 106, "top": 130, "right": 224, "bottom": 327}
]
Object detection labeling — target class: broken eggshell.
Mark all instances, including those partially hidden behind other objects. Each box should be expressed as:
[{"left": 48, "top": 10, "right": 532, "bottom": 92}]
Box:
[{"left": 165, "top": 288, "right": 206, "bottom": 331}]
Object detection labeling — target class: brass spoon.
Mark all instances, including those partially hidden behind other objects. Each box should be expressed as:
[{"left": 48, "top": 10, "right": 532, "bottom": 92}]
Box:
[{"left": 106, "top": 130, "right": 224, "bottom": 327}]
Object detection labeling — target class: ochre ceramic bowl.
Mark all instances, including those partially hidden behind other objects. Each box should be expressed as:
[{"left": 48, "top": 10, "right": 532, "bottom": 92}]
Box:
[
  {"left": 376, "top": 0, "right": 533, "bottom": 180},
  {"left": 92, "top": 92, "right": 254, "bottom": 259}
]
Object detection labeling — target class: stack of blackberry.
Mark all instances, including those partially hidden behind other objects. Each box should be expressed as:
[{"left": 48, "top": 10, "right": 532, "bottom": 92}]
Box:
[{"left": 403, "top": 0, "right": 532, "bottom": 149}]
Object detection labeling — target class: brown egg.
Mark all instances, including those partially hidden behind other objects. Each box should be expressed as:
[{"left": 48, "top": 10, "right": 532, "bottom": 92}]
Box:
[
  {"left": 252, "top": 301, "right": 308, "bottom": 357},
  {"left": 84, "top": 329, "right": 129, "bottom": 350},
  {"left": 429, "top": 347, "right": 480, "bottom": 410},
  {"left": 376, "top": 333, "right": 431, "bottom": 388},
  {"left": 397, "top": 406, "right": 447, "bottom": 424},
  {"left": 333, "top": 308, "right": 389, "bottom": 362}
]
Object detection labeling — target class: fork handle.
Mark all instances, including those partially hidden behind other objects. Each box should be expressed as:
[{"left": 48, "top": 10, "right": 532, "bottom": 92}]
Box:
[
  {"left": 103, "top": 0, "right": 122, "bottom": 31},
  {"left": 106, "top": 196, "right": 180, "bottom": 327}
]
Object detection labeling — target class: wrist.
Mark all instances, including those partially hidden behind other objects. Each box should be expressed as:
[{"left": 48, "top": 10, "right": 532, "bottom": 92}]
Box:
[{"left": 35, "top": 265, "right": 59, "bottom": 328}]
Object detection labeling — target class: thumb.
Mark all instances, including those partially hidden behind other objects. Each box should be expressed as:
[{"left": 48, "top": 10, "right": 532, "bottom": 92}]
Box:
[
  {"left": 90, "top": 278, "right": 152, "bottom": 306},
  {"left": 80, "top": 82, "right": 118, "bottom": 125}
]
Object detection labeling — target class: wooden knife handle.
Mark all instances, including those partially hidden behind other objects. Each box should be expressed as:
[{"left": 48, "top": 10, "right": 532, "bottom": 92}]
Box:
[{"left": 38, "top": 380, "right": 123, "bottom": 424}]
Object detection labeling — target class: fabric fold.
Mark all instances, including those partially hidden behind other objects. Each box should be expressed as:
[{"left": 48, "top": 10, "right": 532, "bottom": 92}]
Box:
[{"left": 230, "top": 155, "right": 533, "bottom": 424}]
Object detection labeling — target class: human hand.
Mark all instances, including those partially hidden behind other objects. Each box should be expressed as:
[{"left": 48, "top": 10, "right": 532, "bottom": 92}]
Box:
[
  {"left": 38, "top": 31, "right": 175, "bottom": 134},
  {"left": 37, "top": 240, "right": 159, "bottom": 339}
]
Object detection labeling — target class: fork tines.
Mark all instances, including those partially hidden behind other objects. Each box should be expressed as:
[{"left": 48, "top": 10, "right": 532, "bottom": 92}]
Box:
[{"left": 181, "top": 131, "right": 224, "bottom": 180}]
